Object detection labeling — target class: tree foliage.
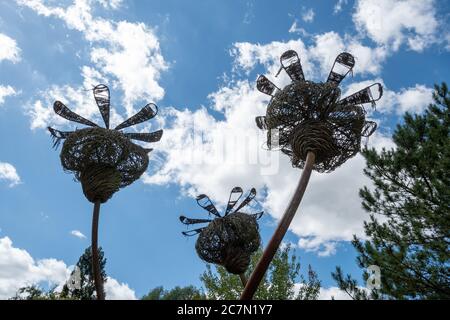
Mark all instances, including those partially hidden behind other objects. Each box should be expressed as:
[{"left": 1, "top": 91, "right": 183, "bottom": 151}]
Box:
[
  {"left": 333, "top": 83, "right": 450, "bottom": 299},
  {"left": 60, "top": 246, "right": 107, "bottom": 299},
  {"left": 12, "top": 246, "right": 107, "bottom": 300},
  {"left": 142, "top": 286, "right": 205, "bottom": 300},
  {"left": 201, "top": 245, "right": 320, "bottom": 300}
]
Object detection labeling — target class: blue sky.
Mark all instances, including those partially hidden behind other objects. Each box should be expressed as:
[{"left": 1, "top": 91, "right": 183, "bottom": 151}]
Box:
[{"left": 0, "top": 0, "right": 449, "bottom": 299}]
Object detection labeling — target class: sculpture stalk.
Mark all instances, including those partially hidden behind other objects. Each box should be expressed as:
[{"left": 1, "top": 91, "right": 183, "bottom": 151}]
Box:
[
  {"left": 241, "top": 151, "right": 316, "bottom": 300},
  {"left": 92, "top": 201, "right": 105, "bottom": 300}
]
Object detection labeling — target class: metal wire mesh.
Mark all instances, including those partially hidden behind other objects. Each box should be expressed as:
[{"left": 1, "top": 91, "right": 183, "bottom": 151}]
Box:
[{"left": 256, "top": 51, "right": 382, "bottom": 173}]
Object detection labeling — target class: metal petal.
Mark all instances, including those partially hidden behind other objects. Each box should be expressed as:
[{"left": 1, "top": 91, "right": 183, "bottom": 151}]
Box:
[
  {"left": 115, "top": 103, "right": 158, "bottom": 130},
  {"left": 196, "top": 194, "right": 221, "bottom": 218},
  {"left": 224, "top": 187, "right": 243, "bottom": 216},
  {"left": 179, "top": 215, "right": 212, "bottom": 225},
  {"left": 326, "top": 52, "right": 355, "bottom": 87},
  {"left": 53, "top": 101, "right": 98, "bottom": 127},
  {"left": 256, "top": 75, "right": 280, "bottom": 96},
  {"left": 124, "top": 130, "right": 163, "bottom": 143},
  {"left": 279, "top": 50, "right": 305, "bottom": 82},
  {"left": 232, "top": 188, "right": 256, "bottom": 213},
  {"left": 255, "top": 116, "right": 268, "bottom": 130},
  {"left": 338, "top": 83, "right": 383, "bottom": 108},
  {"left": 93, "top": 84, "right": 110, "bottom": 128}
]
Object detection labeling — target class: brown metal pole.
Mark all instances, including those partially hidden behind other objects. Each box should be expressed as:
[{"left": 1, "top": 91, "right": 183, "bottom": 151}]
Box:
[
  {"left": 241, "top": 151, "right": 316, "bottom": 300},
  {"left": 92, "top": 201, "right": 105, "bottom": 300}
]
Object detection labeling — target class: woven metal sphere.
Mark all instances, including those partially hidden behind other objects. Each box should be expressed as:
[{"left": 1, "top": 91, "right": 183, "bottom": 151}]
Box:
[
  {"left": 256, "top": 50, "right": 382, "bottom": 173},
  {"left": 195, "top": 212, "right": 261, "bottom": 274},
  {"left": 180, "top": 187, "right": 263, "bottom": 275},
  {"left": 61, "top": 127, "right": 149, "bottom": 203},
  {"left": 48, "top": 84, "right": 163, "bottom": 203}
]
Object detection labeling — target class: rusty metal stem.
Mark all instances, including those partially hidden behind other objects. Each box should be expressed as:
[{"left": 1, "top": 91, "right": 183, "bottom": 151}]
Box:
[
  {"left": 92, "top": 201, "right": 105, "bottom": 300},
  {"left": 241, "top": 151, "right": 316, "bottom": 300}
]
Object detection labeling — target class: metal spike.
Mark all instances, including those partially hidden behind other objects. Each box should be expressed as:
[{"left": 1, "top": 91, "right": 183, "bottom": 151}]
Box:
[
  {"left": 53, "top": 101, "right": 98, "bottom": 127},
  {"left": 196, "top": 194, "right": 221, "bottom": 218},
  {"left": 115, "top": 103, "right": 158, "bottom": 130},
  {"left": 232, "top": 188, "right": 257, "bottom": 213},
  {"left": 280, "top": 50, "right": 305, "bottom": 82},
  {"left": 326, "top": 52, "right": 355, "bottom": 87},
  {"left": 48, "top": 127, "right": 73, "bottom": 148},
  {"left": 224, "top": 187, "right": 243, "bottom": 216},
  {"left": 124, "top": 130, "right": 163, "bottom": 143},
  {"left": 93, "top": 84, "right": 110, "bottom": 128},
  {"left": 256, "top": 75, "right": 280, "bottom": 96},
  {"left": 255, "top": 116, "right": 268, "bottom": 130}
]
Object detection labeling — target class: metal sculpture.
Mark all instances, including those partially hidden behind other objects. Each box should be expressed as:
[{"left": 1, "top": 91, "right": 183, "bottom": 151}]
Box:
[
  {"left": 48, "top": 84, "right": 163, "bottom": 300},
  {"left": 180, "top": 187, "right": 263, "bottom": 286},
  {"left": 241, "top": 50, "right": 383, "bottom": 299}
]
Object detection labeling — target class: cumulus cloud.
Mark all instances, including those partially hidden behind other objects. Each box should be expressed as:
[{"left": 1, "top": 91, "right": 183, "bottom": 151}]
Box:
[
  {"left": 294, "top": 283, "right": 352, "bottom": 300},
  {"left": 0, "top": 86, "right": 18, "bottom": 106},
  {"left": 319, "top": 286, "right": 352, "bottom": 300},
  {"left": 0, "top": 236, "right": 136, "bottom": 299},
  {"left": 0, "top": 33, "right": 21, "bottom": 63},
  {"left": 0, "top": 162, "right": 21, "bottom": 187},
  {"left": 302, "top": 8, "right": 315, "bottom": 23},
  {"left": 70, "top": 230, "right": 86, "bottom": 239},
  {"left": 0, "top": 236, "right": 70, "bottom": 299},
  {"left": 104, "top": 277, "right": 137, "bottom": 300},
  {"left": 18, "top": 0, "right": 168, "bottom": 129},
  {"left": 334, "top": 0, "right": 348, "bottom": 14},
  {"left": 353, "top": 0, "right": 439, "bottom": 51},
  {"left": 232, "top": 32, "right": 387, "bottom": 79}
]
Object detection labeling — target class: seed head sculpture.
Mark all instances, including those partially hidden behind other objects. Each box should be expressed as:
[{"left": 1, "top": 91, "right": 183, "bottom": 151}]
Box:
[
  {"left": 48, "top": 84, "right": 163, "bottom": 299},
  {"left": 241, "top": 50, "right": 383, "bottom": 299},
  {"left": 180, "top": 187, "right": 263, "bottom": 286}
]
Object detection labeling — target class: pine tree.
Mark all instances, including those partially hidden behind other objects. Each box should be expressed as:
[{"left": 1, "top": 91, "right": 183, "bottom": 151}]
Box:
[
  {"left": 201, "top": 244, "right": 320, "bottom": 300},
  {"left": 60, "top": 246, "right": 107, "bottom": 300},
  {"left": 12, "top": 246, "right": 107, "bottom": 300},
  {"left": 333, "top": 83, "right": 450, "bottom": 299}
]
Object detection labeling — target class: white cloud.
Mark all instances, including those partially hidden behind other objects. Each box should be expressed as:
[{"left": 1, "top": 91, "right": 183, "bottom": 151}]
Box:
[
  {"left": 0, "top": 162, "right": 21, "bottom": 187},
  {"left": 334, "top": 0, "right": 348, "bottom": 14},
  {"left": 0, "top": 33, "right": 21, "bottom": 63},
  {"left": 0, "top": 236, "right": 137, "bottom": 299},
  {"left": 385, "top": 84, "right": 434, "bottom": 115},
  {"left": 70, "top": 230, "right": 86, "bottom": 239},
  {"left": 104, "top": 277, "right": 137, "bottom": 300},
  {"left": 288, "top": 21, "right": 310, "bottom": 37},
  {"left": 353, "top": 0, "right": 439, "bottom": 51},
  {"left": 0, "top": 236, "right": 70, "bottom": 299},
  {"left": 18, "top": 0, "right": 168, "bottom": 129},
  {"left": 97, "top": 0, "right": 123, "bottom": 9},
  {"left": 0, "top": 86, "right": 18, "bottom": 106},
  {"left": 309, "top": 32, "right": 388, "bottom": 77},
  {"left": 232, "top": 32, "right": 387, "bottom": 79},
  {"left": 319, "top": 286, "right": 352, "bottom": 300},
  {"left": 302, "top": 8, "right": 315, "bottom": 23},
  {"left": 294, "top": 283, "right": 352, "bottom": 300}
]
